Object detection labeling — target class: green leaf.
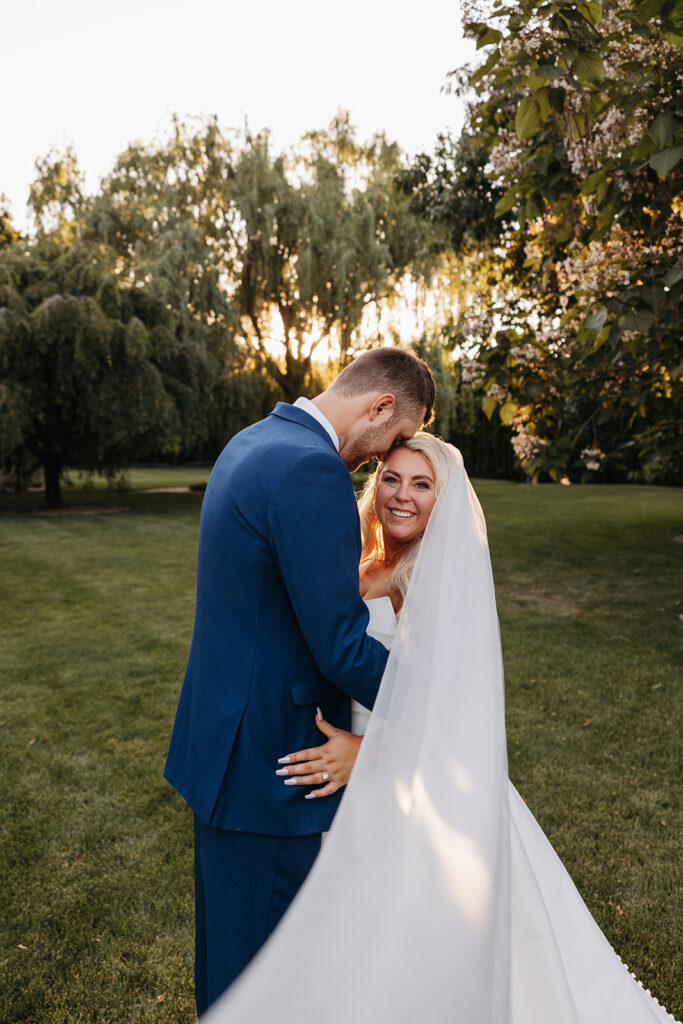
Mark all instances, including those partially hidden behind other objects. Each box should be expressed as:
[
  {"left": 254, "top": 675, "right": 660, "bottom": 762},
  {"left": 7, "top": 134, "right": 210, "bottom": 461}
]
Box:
[
  {"left": 631, "top": 134, "right": 656, "bottom": 160},
  {"left": 499, "top": 400, "right": 518, "bottom": 425},
  {"left": 482, "top": 395, "right": 497, "bottom": 420},
  {"left": 577, "top": 2, "right": 603, "bottom": 25},
  {"left": 620, "top": 310, "right": 654, "bottom": 334},
  {"left": 516, "top": 96, "right": 543, "bottom": 140},
  {"left": 548, "top": 87, "right": 566, "bottom": 113},
  {"left": 536, "top": 87, "right": 552, "bottom": 120},
  {"left": 636, "top": 0, "right": 664, "bottom": 22},
  {"left": 535, "top": 64, "right": 564, "bottom": 80},
  {"left": 494, "top": 187, "right": 519, "bottom": 216},
  {"left": 639, "top": 284, "right": 665, "bottom": 309},
  {"left": 569, "top": 111, "right": 591, "bottom": 140},
  {"left": 573, "top": 51, "right": 605, "bottom": 85},
  {"left": 648, "top": 112, "right": 675, "bottom": 149},
  {"left": 527, "top": 74, "right": 548, "bottom": 93},
  {"left": 476, "top": 26, "right": 503, "bottom": 48},
  {"left": 584, "top": 306, "right": 608, "bottom": 332},
  {"left": 579, "top": 170, "right": 607, "bottom": 196},
  {"left": 663, "top": 266, "right": 683, "bottom": 287},
  {"left": 649, "top": 145, "right": 683, "bottom": 178},
  {"left": 470, "top": 49, "right": 501, "bottom": 85}
]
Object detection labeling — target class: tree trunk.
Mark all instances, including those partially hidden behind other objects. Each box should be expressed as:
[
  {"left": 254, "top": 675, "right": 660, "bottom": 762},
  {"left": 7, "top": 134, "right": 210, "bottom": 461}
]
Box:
[{"left": 43, "top": 454, "right": 63, "bottom": 508}]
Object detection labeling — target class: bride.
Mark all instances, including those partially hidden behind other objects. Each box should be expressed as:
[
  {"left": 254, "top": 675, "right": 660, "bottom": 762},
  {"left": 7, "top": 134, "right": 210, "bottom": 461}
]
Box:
[{"left": 205, "top": 434, "right": 677, "bottom": 1023}]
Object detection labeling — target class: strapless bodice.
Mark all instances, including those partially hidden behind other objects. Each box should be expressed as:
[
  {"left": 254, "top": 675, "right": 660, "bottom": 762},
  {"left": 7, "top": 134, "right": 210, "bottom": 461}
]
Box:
[
  {"left": 351, "top": 596, "right": 397, "bottom": 734},
  {"left": 365, "top": 595, "right": 397, "bottom": 648}
]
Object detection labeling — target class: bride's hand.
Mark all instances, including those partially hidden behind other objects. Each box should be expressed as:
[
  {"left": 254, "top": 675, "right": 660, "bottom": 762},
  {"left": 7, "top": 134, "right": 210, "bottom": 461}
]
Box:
[{"left": 276, "top": 711, "right": 362, "bottom": 799}]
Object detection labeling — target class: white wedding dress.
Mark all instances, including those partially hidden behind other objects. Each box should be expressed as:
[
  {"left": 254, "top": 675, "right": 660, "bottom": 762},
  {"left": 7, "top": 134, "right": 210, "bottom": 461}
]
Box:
[
  {"left": 206, "top": 448, "right": 677, "bottom": 1024},
  {"left": 350, "top": 596, "right": 397, "bottom": 736}
]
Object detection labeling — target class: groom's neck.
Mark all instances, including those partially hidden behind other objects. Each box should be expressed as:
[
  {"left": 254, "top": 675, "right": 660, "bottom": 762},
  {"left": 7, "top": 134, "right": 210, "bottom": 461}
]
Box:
[{"left": 310, "top": 392, "right": 368, "bottom": 450}]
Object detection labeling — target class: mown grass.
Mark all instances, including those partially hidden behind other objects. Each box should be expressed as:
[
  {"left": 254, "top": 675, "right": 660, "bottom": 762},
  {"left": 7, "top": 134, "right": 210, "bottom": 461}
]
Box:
[{"left": 0, "top": 474, "right": 681, "bottom": 1022}]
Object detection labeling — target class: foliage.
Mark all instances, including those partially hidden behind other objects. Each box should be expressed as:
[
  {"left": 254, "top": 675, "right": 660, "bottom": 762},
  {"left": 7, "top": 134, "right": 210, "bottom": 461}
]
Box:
[
  {"left": 0, "top": 237, "right": 201, "bottom": 506},
  {"left": 29, "top": 145, "right": 86, "bottom": 243},
  {"left": 414, "top": 331, "right": 522, "bottom": 478},
  {"left": 452, "top": 0, "right": 683, "bottom": 482},
  {"left": 398, "top": 129, "right": 512, "bottom": 255},
  {"left": 0, "top": 196, "right": 21, "bottom": 248},
  {"left": 89, "top": 114, "right": 438, "bottom": 401},
  {"left": 228, "top": 119, "right": 437, "bottom": 398},
  {"left": 2, "top": 117, "right": 442, "bottom": 494}
]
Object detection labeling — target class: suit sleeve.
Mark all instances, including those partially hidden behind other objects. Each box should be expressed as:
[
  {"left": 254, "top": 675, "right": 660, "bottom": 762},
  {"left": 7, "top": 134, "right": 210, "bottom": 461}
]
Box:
[{"left": 267, "top": 451, "right": 388, "bottom": 710}]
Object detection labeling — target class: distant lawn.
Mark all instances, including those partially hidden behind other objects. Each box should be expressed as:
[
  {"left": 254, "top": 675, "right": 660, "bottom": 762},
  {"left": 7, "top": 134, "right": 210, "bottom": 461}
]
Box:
[
  {"left": 0, "top": 471, "right": 680, "bottom": 1023},
  {"left": 1, "top": 465, "right": 212, "bottom": 510}
]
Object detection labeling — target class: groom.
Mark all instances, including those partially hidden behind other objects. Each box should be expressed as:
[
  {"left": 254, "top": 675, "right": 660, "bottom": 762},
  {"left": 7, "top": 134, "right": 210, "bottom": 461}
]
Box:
[{"left": 164, "top": 346, "right": 434, "bottom": 1013}]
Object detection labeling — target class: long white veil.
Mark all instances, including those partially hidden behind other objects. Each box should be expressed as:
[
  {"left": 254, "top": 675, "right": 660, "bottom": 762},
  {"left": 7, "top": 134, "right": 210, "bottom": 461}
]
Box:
[{"left": 206, "top": 448, "right": 676, "bottom": 1024}]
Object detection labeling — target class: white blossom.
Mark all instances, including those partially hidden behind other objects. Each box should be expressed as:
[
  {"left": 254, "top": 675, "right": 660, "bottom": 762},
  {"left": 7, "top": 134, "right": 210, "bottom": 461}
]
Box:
[
  {"left": 580, "top": 445, "right": 606, "bottom": 471},
  {"left": 487, "top": 382, "right": 509, "bottom": 402},
  {"left": 460, "top": 357, "right": 487, "bottom": 385},
  {"left": 511, "top": 425, "right": 548, "bottom": 465}
]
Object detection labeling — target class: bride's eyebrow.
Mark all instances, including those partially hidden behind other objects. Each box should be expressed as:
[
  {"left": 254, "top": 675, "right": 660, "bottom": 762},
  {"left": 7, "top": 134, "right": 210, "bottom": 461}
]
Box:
[{"left": 382, "top": 470, "right": 434, "bottom": 482}]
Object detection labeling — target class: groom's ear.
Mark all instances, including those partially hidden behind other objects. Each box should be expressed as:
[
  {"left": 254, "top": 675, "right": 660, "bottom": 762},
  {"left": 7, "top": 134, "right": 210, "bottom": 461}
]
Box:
[{"left": 368, "top": 393, "right": 397, "bottom": 421}]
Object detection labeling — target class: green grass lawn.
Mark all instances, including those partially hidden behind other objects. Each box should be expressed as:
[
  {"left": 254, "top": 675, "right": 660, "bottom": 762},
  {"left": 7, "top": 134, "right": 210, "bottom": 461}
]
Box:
[{"left": 0, "top": 473, "right": 681, "bottom": 1022}]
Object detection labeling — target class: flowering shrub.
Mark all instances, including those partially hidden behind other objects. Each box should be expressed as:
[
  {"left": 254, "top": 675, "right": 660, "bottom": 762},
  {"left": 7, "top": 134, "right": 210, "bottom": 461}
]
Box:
[{"left": 457, "top": 0, "right": 682, "bottom": 482}]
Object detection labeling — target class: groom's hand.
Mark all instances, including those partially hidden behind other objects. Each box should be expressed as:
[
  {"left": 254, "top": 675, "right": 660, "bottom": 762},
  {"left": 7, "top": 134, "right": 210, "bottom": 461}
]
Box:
[{"left": 275, "top": 711, "right": 362, "bottom": 799}]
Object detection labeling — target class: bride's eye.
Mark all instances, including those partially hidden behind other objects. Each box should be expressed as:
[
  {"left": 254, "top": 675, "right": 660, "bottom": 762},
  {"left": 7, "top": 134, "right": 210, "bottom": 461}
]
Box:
[
  {"left": 415, "top": 481, "right": 432, "bottom": 490},
  {"left": 382, "top": 474, "right": 399, "bottom": 484}
]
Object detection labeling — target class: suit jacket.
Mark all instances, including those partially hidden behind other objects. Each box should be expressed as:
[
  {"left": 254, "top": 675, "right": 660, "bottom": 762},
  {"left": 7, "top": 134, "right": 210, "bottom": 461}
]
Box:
[{"left": 164, "top": 402, "right": 389, "bottom": 835}]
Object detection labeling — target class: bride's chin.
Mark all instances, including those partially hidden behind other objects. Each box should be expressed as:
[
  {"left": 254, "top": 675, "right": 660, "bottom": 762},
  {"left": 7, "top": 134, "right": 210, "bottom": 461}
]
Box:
[{"left": 383, "top": 524, "right": 420, "bottom": 544}]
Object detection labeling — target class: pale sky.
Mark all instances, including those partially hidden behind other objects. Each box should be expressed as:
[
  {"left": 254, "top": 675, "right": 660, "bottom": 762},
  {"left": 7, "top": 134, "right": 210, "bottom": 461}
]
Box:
[{"left": 2, "top": 0, "right": 475, "bottom": 233}]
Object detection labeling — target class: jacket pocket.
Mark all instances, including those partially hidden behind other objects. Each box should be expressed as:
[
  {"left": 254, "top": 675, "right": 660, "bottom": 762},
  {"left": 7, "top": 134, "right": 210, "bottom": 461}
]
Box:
[{"left": 290, "top": 680, "right": 338, "bottom": 706}]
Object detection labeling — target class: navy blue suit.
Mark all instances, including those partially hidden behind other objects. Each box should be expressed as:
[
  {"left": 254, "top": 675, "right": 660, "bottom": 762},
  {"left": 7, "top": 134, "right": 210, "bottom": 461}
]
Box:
[{"left": 164, "top": 402, "right": 388, "bottom": 1010}]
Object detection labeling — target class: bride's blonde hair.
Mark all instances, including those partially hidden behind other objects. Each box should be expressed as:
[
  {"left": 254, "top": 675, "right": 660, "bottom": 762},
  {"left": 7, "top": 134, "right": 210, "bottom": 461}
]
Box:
[{"left": 357, "top": 432, "right": 455, "bottom": 606}]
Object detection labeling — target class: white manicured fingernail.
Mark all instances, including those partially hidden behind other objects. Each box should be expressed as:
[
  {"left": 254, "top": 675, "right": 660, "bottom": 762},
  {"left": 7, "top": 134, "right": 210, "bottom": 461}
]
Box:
[
  {"left": 277, "top": 756, "right": 291, "bottom": 764},
  {"left": 275, "top": 768, "right": 288, "bottom": 776},
  {"left": 284, "top": 779, "right": 298, "bottom": 786},
  {"left": 304, "top": 793, "right": 316, "bottom": 800},
  {"left": 316, "top": 706, "right": 323, "bottom": 719}
]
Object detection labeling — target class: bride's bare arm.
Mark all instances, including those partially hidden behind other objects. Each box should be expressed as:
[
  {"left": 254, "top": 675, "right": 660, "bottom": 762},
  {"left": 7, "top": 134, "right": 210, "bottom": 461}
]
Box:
[{"left": 275, "top": 710, "right": 362, "bottom": 799}]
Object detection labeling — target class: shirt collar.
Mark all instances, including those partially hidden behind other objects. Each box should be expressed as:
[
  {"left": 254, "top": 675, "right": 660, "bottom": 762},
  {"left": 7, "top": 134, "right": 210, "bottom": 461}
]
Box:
[{"left": 293, "top": 397, "right": 339, "bottom": 452}]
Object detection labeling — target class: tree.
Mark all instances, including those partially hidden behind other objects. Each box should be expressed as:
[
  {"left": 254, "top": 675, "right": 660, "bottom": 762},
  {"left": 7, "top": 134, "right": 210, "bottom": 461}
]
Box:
[
  {"left": 0, "top": 195, "right": 21, "bottom": 248},
  {"left": 90, "top": 115, "right": 439, "bottom": 402},
  {"left": 398, "top": 129, "right": 512, "bottom": 255},
  {"left": 0, "top": 237, "right": 188, "bottom": 506},
  {"left": 413, "top": 330, "right": 521, "bottom": 478},
  {"left": 451, "top": 0, "right": 683, "bottom": 481},
  {"left": 29, "top": 145, "right": 86, "bottom": 243},
  {"left": 229, "top": 119, "right": 440, "bottom": 399}
]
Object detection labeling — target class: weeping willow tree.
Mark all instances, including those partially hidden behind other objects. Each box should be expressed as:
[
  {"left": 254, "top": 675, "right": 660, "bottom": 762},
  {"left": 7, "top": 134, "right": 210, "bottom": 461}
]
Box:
[
  {"left": 0, "top": 238, "right": 188, "bottom": 506},
  {"left": 227, "top": 116, "right": 440, "bottom": 399},
  {"left": 0, "top": 195, "right": 21, "bottom": 248},
  {"left": 90, "top": 114, "right": 440, "bottom": 401}
]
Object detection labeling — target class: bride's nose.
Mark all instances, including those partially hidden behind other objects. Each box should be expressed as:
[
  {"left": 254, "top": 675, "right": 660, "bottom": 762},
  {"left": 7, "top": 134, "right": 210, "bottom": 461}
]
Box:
[{"left": 395, "top": 482, "right": 412, "bottom": 502}]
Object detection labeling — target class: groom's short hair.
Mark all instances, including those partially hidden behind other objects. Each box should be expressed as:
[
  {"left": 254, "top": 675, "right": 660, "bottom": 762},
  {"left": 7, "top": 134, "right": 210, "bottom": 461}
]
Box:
[{"left": 330, "top": 347, "right": 435, "bottom": 425}]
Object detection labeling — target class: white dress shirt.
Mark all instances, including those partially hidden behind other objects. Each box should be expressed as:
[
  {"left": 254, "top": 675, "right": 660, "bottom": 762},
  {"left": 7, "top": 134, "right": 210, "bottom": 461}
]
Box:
[{"left": 293, "top": 397, "right": 339, "bottom": 452}]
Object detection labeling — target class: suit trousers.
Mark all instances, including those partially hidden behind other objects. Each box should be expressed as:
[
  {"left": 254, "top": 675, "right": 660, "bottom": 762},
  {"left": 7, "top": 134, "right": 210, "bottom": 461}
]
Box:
[{"left": 193, "top": 815, "right": 321, "bottom": 1015}]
